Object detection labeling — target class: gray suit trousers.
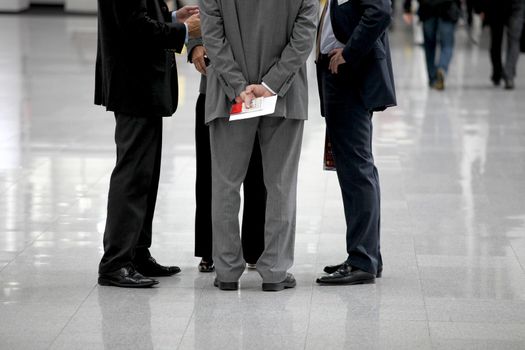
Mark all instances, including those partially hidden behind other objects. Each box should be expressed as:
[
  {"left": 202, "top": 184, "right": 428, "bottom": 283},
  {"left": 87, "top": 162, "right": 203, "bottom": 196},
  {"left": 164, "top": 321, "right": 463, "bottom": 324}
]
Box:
[{"left": 209, "top": 117, "right": 304, "bottom": 283}]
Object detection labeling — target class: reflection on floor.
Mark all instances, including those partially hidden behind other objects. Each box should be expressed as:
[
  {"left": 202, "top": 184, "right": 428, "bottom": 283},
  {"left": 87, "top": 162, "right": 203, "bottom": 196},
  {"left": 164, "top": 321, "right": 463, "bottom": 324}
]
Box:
[{"left": 1, "top": 10, "right": 525, "bottom": 350}]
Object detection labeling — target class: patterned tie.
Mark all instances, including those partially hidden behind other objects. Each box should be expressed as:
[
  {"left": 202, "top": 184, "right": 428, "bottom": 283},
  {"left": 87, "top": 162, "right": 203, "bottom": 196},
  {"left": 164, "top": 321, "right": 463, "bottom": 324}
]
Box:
[{"left": 315, "top": 0, "right": 330, "bottom": 61}]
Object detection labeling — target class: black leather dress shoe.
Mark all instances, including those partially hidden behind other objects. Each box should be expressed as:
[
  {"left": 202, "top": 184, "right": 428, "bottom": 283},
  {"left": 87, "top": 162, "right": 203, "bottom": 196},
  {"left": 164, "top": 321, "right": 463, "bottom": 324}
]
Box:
[
  {"left": 198, "top": 258, "right": 215, "bottom": 273},
  {"left": 316, "top": 264, "right": 375, "bottom": 285},
  {"left": 213, "top": 278, "right": 239, "bottom": 291},
  {"left": 134, "top": 257, "right": 181, "bottom": 277},
  {"left": 323, "top": 262, "right": 345, "bottom": 274},
  {"left": 98, "top": 266, "right": 159, "bottom": 288},
  {"left": 262, "top": 273, "right": 296, "bottom": 292},
  {"left": 324, "top": 262, "right": 383, "bottom": 278},
  {"left": 491, "top": 75, "right": 501, "bottom": 86}
]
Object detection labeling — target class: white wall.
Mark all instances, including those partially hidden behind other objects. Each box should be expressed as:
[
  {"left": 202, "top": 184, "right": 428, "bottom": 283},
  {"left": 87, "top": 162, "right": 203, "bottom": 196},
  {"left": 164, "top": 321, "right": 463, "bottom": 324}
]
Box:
[
  {"left": 31, "top": 0, "right": 64, "bottom": 4},
  {"left": 64, "top": 0, "right": 96, "bottom": 13}
]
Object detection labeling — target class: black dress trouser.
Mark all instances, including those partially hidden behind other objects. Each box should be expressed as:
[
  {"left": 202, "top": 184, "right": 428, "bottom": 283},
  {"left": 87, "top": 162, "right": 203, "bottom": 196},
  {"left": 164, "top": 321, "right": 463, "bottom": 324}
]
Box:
[
  {"left": 194, "top": 93, "right": 266, "bottom": 264},
  {"left": 489, "top": 8, "right": 525, "bottom": 81},
  {"left": 318, "top": 63, "right": 382, "bottom": 276},
  {"left": 99, "top": 113, "right": 162, "bottom": 274}
]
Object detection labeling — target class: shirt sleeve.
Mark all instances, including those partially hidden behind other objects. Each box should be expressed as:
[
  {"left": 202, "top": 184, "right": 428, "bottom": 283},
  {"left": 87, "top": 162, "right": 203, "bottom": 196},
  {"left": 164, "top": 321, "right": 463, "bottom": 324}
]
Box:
[{"left": 261, "top": 82, "right": 277, "bottom": 95}]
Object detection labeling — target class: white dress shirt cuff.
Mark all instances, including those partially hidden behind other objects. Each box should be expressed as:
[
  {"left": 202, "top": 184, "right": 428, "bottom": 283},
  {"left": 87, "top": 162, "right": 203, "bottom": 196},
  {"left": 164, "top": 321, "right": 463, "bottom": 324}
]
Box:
[{"left": 262, "top": 82, "right": 277, "bottom": 95}]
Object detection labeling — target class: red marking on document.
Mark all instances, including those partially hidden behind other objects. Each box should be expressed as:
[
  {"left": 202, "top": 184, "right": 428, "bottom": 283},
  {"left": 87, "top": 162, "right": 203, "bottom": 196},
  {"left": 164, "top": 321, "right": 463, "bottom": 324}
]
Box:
[{"left": 230, "top": 102, "right": 243, "bottom": 114}]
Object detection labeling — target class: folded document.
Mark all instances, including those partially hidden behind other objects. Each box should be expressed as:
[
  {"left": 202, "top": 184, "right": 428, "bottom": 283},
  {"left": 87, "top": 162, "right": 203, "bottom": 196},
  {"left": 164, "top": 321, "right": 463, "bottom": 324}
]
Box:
[{"left": 229, "top": 96, "right": 278, "bottom": 121}]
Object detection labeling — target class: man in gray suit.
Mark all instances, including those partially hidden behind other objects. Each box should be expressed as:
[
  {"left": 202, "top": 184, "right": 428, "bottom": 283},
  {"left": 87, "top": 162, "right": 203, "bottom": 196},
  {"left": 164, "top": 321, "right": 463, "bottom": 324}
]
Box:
[{"left": 199, "top": 0, "right": 318, "bottom": 291}]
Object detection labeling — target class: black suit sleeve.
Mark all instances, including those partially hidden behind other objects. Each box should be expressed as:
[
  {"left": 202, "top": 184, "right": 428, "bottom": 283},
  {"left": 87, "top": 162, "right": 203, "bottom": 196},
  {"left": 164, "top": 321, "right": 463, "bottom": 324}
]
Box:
[
  {"left": 342, "top": 0, "right": 392, "bottom": 70},
  {"left": 403, "top": 0, "right": 412, "bottom": 13},
  {"left": 112, "top": 0, "right": 186, "bottom": 52}
]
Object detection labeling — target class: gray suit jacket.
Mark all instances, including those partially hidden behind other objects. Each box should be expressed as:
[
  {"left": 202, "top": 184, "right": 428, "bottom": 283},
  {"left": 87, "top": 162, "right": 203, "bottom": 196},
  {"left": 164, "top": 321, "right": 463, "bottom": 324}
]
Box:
[{"left": 199, "top": 0, "right": 318, "bottom": 123}]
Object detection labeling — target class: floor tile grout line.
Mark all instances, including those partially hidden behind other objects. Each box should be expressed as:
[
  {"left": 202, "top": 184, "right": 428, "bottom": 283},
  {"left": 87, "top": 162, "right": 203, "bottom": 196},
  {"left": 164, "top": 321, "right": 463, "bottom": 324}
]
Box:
[
  {"left": 413, "top": 234, "right": 433, "bottom": 346},
  {"left": 175, "top": 284, "right": 207, "bottom": 350},
  {"left": 46, "top": 283, "right": 98, "bottom": 350},
  {"left": 302, "top": 175, "right": 329, "bottom": 350},
  {"left": 404, "top": 177, "right": 434, "bottom": 347},
  {"left": 509, "top": 243, "right": 525, "bottom": 274},
  {"left": 0, "top": 170, "right": 110, "bottom": 274},
  {"left": 0, "top": 156, "right": 60, "bottom": 273}
]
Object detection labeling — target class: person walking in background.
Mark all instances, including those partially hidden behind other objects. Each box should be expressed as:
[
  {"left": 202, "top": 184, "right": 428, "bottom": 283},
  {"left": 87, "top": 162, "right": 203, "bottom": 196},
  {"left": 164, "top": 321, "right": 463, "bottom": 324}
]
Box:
[
  {"left": 200, "top": 0, "right": 318, "bottom": 292},
  {"left": 403, "top": 0, "right": 462, "bottom": 90},
  {"left": 315, "top": 0, "right": 396, "bottom": 285},
  {"left": 478, "top": 0, "right": 525, "bottom": 89},
  {"left": 186, "top": 37, "right": 266, "bottom": 273},
  {"left": 95, "top": 0, "right": 200, "bottom": 288}
]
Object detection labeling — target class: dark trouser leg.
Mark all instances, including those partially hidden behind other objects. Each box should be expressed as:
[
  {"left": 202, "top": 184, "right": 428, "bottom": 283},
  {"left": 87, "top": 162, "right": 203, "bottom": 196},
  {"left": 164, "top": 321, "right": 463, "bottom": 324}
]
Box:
[
  {"left": 194, "top": 93, "right": 213, "bottom": 259},
  {"left": 422, "top": 17, "right": 439, "bottom": 84},
  {"left": 490, "top": 22, "right": 505, "bottom": 81},
  {"left": 466, "top": 0, "right": 474, "bottom": 27},
  {"left": 321, "top": 67, "right": 381, "bottom": 276},
  {"left": 437, "top": 19, "right": 456, "bottom": 74},
  {"left": 135, "top": 118, "right": 163, "bottom": 262},
  {"left": 241, "top": 135, "right": 266, "bottom": 264},
  {"left": 504, "top": 9, "right": 525, "bottom": 80},
  {"left": 99, "top": 114, "right": 163, "bottom": 274}
]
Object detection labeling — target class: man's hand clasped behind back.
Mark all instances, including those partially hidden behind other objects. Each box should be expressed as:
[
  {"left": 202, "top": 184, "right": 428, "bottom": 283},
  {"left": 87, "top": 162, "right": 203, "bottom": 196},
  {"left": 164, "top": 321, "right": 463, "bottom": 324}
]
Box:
[{"left": 177, "top": 5, "right": 201, "bottom": 39}]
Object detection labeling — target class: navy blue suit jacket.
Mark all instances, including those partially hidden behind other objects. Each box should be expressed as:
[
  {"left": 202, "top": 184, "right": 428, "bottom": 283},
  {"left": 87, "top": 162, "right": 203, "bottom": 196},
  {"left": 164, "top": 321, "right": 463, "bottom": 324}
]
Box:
[{"left": 325, "top": 0, "right": 396, "bottom": 112}]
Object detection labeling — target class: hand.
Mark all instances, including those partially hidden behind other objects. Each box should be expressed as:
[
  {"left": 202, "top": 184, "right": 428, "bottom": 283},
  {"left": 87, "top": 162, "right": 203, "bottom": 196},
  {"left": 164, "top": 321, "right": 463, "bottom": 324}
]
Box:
[
  {"left": 238, "top": 91, "right": 256, "bottom": 109},
  {"left": 176, "top": 5, "right": 199, "bottom": 23},
  {"left": 186, "top": 14, "right": 201, "bottom": 39},
  {"left": 191, "top": 45, "right": 207, "bottom": 75},
  {"left": 328, "top": 48, "right": 346, "bottom": 74},
  {"left": 245, "top": 84, "right": 274, "bottom": 98},
  {"left": 403, "top": 13, "right": 413, "bottom": 25}
]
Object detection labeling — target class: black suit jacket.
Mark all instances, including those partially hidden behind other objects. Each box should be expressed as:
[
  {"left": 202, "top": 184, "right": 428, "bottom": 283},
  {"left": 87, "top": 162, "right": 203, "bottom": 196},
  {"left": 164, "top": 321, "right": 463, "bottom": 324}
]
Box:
[
  {"left": 476, "top": 0, "right": 524, "bottom": 25},
  {"left": 95, "top": 0, "right": 186, "bottom": 117},
  {"left": 328, "top": 0, "right": 396, "bottom": 112}
]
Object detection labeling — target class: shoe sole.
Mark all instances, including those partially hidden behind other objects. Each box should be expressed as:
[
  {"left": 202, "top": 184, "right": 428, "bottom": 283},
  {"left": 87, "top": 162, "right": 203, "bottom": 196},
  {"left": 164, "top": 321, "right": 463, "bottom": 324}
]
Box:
[
  {"left": 213, "top": 280, "right": 238, "bottom": 291},
  {"left": 98, "top": 277, "right": 158, "bottom": 288},
  {"left": 316, "top": 277, "right": 375, "bottom": 285},
  {"left": 262, "top": 280, "right": 297, "bottom": 292},
  {"left": 198, "top": 267, "right": 215, "bottom": 273}
]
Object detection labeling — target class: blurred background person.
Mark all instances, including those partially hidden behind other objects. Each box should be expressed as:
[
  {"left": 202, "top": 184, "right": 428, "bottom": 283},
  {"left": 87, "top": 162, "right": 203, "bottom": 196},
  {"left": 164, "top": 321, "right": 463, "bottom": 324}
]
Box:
[
  {"left": 478, "top": 0, "right": 525, "bottom": 89},
  {"left": 403, "top": 0, "right": 462, "bottom": 90}
]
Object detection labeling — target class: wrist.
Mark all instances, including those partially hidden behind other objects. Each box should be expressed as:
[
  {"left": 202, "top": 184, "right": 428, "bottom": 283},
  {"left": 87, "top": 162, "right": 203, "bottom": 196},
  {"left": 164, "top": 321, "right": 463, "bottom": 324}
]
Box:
[{"left": 261, "top": 82, "right": 276, "bottom": 95}]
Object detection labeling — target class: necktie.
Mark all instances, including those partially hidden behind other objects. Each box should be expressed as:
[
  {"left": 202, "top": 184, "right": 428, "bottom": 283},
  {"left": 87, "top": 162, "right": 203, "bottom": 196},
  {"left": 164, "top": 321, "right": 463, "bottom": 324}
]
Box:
[{"left": 315, "top": 0, "right": 329, "bottom": 61}]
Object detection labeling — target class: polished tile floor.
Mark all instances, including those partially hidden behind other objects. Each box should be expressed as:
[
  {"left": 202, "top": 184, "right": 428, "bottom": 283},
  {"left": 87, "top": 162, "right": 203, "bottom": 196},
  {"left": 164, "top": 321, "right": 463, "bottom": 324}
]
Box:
[{"left": 1, "top": 10, "right": 525, "bottom": 350}]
